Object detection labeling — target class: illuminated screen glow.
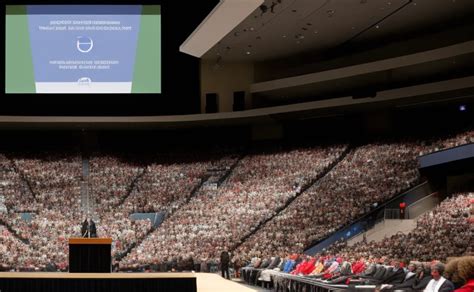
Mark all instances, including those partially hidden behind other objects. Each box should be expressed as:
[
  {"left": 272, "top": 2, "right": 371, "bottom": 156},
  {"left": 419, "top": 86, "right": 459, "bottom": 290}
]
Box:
[{"left": 6, "top": 5, "right": 161, "bottom": 93}]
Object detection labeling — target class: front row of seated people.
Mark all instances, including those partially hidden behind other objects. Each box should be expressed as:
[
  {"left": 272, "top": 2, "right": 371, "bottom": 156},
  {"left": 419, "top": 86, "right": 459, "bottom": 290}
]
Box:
[{"left": 241, "top": 254, "right": 474, "bottom": 292}]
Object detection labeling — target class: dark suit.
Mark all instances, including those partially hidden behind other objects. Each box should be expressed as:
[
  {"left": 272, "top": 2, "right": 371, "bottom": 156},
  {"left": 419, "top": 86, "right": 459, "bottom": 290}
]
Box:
[
  {"left": 363, "top": 265, "right": 387, "bottom": 284},
  {"left": 380, "top": 266, "right": 394, "bottom": 280},
  {"left": 412, "top": 274, "right": 432, "bottom": 290},
  {"left": 267, "top": 257, "right": 281, "bottom": 269},
  {"left": 360, "top": 263, "right": 377, "bottom": 278},
  {"left": 220, "top": 251, "right": 230, "bottom": 279},
  {"left": 372, "top": 265, "right": 387, "bottom": 281},
  {"left": 380, "top": 268, "right": 406, "bottom": 285},
  {"left": 81, "top": 220, "right": 97, "bottom": 238},
  {"left": 81, "top": 220, "right": 88, "bottom": 237},
  {"left": 89, "top": 220, "right": 97, "bottom": 237},
  {"left": 393, "top": 272, "right": 417, "bottom": 289}
]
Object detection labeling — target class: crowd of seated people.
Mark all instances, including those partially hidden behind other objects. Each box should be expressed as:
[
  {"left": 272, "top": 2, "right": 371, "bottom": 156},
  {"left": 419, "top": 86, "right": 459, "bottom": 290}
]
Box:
[
  {"left": 0, "top": 150, "right": 243, "bottom": 270},
  {"left": 325, "top": 193, "right": 474, "bottom": 262},
  {"left": 0, "top": 153, "right": 83, "bottom": 270},
  {"left": 90, "top": 154, "right": 145, "bottom": 211},
  {"left": 0, "top": 128, "right": 471, "bottom": 272},
  {"left": 98, "top": 211, "right": 152, "bottom": 258},
  {"left": 0, "top": 225, "right": 36, "bottom": 271},
  {"left": 242, "top": 252, "right": 474, "bottom": 291},
  {"left": 239, "top": 192, "right": 473, "bottom": 290},
  {"left": 233, "top": 141, "right": 426, "bottom": 262},
  {"left": 120, "top": 144, "right": 348, "bottom": 270},
  {"left": 0, "top": 154, "right": 38, "bottom": 212},
  {"left": 121, "top": 152, "right": 239, "bottom": 215},
  {"left": 13, "top": 152, "right": 82, "bottom": 211},
  {"left": 0, "top": 152, "right": 153, "bottom": 270},
  {"left": 97, "top": 150, "right": 241, "bottom": 258},
  {"left": 418, "top": 129, "right": 474, "bottom": 156}
]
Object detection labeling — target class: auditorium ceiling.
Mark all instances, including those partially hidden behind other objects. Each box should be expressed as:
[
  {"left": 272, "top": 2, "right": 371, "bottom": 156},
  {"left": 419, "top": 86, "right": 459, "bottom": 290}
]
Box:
[{"left": 201, "top": 0, "right": 474, "bottom": 62}]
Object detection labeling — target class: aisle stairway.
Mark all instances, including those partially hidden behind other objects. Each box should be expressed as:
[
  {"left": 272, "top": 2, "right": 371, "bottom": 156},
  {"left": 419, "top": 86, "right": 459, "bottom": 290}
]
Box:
[
  {"left": 81, "top": 155, "right": 97, "bottom": 220},
  {"left": 348, "top": 219, "right": 417, "bottom": 246}
]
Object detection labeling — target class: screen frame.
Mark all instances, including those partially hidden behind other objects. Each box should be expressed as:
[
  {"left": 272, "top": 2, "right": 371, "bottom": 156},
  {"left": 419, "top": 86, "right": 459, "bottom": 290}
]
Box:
[{"left": 1, "top": 0, "right": 214, "bottom": 115}]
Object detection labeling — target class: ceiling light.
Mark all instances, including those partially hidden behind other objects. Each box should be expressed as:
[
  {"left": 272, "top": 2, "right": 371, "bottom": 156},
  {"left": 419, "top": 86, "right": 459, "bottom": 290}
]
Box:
[
  {"left": 327, "top": 9, "right": 335, "bottom": 17},
  {"left": 246, "top": 51, "right": 251, "bottom": 55}
]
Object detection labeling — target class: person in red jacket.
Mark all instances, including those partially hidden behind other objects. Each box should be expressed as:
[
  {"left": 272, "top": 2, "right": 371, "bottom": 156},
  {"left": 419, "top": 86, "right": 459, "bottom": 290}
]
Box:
[
  {"left": 291, "top": 256, "right": 315, "bottom": 275},
  {"left": 399, "top": 202, "right": 407, "bottom": 219},
  {"left": 352, "top": 257, "right": 367, "bottom": 275},
  {"left": 300, "top": 257, "right": 317, "bottom": 275}
]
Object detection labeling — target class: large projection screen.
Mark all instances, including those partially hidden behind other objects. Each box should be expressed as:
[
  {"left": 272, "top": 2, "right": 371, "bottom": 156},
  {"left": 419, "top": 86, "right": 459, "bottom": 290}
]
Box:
[{"left": 6, "top": 5, "right": 161, "bottom": 93}]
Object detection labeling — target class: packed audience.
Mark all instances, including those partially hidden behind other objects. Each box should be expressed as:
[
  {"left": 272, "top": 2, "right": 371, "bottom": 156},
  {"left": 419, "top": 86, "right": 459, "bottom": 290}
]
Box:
[
  {"left": 0, "top": 226, "right": 36, "bottom": 271},
  {"left": 325, "top": 193, "right": 474, "bottom": 262},
  {"left": 90, "top": 154, "right": 145, "bottom": 211},
  {"left": 121, "top": 152, "right": 239, "bottom": 215},
  {"left": 12, "top": 152, "right": 82, "bottom": 212},
  {"left": 0, "top": 128, "right": 471, "bottom": 272},
  {"left": 98, "top": 211, "right": 152, "bottom": 257},
  {"left": 242, "top": 253, "right": 474, "bottom": 291},
  {"left": 120, "top": 145, "right": 348, "bottom": 269},
  {"left": 0, "top": 152, "right": 153, "bottom": 270},
  {"left": 418, "top": 128, "right": 474, "bottom": 156},
  {"left": 240, "top": 193, "right": 474, "bottom": 291},
  {"left": 0, "top": 154, "right": 37, "bottom": 212},
  {"left": 233, "top": 141, "right": 424, "bottom": 261}
]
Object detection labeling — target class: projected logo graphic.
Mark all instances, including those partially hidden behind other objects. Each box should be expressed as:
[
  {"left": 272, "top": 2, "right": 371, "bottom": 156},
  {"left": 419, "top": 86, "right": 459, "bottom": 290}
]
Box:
[
  {"left": 76, "top": 36, "right": 94, "bottom": 53},
  {"left": 78, "top": 77, "right": 92, "bottom": 86}
]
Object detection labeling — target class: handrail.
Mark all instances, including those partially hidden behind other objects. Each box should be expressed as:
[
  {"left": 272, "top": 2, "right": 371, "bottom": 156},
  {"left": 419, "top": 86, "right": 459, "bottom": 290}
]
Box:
[
  {"left": 304, "top": 181, "right": 430, "bottom": 253},
  {"left": 417, "top": 142, "right": 473, "bottom": 159}
]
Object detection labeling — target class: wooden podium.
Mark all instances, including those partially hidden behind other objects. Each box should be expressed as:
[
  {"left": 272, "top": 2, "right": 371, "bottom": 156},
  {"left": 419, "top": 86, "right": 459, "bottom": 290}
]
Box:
[{"left": 69, "top": 238, "right": 112, "bottom": 273}]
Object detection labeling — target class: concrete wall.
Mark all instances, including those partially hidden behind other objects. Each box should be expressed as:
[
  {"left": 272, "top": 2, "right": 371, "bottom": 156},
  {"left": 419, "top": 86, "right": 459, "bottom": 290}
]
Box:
[
  {"left": 253, "top": 24, "right": 474, "bottom": 82},
  {"left": 200, "top": 60, "right": 254, "bottom": 113}
]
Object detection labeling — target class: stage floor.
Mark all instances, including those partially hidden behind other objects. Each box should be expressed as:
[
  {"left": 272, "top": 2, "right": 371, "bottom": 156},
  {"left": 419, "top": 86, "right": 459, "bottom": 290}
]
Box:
[
  {"left": 196, "top": 273, "right": 267, "bottom": 292},
  {"left": 0, "top": 272, "right": 267, "bottom": 292}
]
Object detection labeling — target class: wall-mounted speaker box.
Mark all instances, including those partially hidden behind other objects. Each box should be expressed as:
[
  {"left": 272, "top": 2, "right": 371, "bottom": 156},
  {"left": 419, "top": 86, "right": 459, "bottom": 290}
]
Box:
[
  {"left": 233, "top": 91, "right": 245, "bottom": 111},
  {"left": 205, "top": 93, "right": 218, "bottom": 113}
]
